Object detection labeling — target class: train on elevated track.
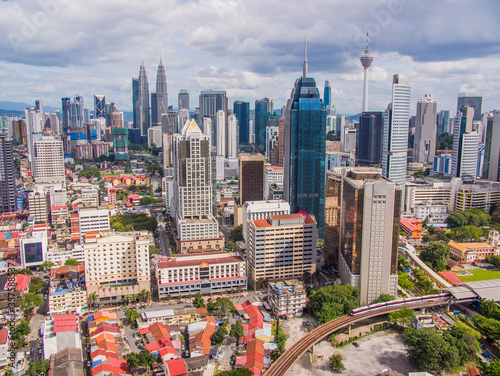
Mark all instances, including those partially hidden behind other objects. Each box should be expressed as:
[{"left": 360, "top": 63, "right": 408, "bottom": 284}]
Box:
[{"left": 351, "top": 293, "right": 452, "bottom": 317}]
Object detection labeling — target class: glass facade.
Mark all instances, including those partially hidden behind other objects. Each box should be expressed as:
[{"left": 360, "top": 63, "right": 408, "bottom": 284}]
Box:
[
  {"left": 234, "top": 101, "right": 250, "bottom": 144},
  {"left": 284, "top": 77, "right": 327, "bottom": 237}
]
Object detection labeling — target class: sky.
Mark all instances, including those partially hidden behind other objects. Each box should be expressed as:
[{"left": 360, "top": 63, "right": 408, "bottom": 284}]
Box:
[{"left": 0, "top": 0, "right": 499, "bottom": 117}]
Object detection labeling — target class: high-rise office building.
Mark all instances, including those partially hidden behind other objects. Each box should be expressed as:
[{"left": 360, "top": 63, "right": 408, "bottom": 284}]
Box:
[
  {"left": 324, "top": 80, "right": 332, "bottom": 113},
  {"left": 25, "top": 107, "right": 43, "bottom": 171},
  {"left": 233, "top": 101, "right": 250, "bottom": 144},
  {"left": 278, "top": 118, "right": 285, "bottom": 166},
  {"left": 33, "top": 136, "right": 65, "bottom": 184},
  {"left": 484, "top": 113, "right": 500, "bottom": 182},
  {"left": 199, "top": 90, "right": 227, "bottom": 147},
  {"left": 437, "top": 110, "right": 451, "bottom": 134},
  {"left": 341, "top": 126, "right": 356, "bottom": 154},
  {"left": 0, "top": 136, "right": 16, "bottom": 213},
  {"left": 132, "top": 78, "right": 139, "bottom": 128},
  {"left": 329, "top": 167, "right": 400, "bottom": 304},
  {"left": 254, "top": 98, "right": 273, "bottom": 153},
  {"left": 227, "top": 114, "right": 238, "bottom": 159},
  {"left": 457, "top": 93, "right": 482, "bottom": 122},
  {"left": 94, "top": 95, "right": 106, "bottom": 119},
  {"left": 242, "top": 200, "right": 290, "bottom": 243},
  {"left": 156, "top": 58, "right": 168, "bottom": 109},
  {"left": 382, "top": 74, "right": 411, "bottom": 186},
  {"left": 69, "top": 96, "right": 85, "bottom": 129},
  {"left": 247, "top": 213, "right": 317, "bottom": 289},
  {"left": 134, "top": 61, "right": 150, "bottom": 137},
  {"left": 239, "top": 153, "right": 265, "bottom": 204},
  {"left": 171, "top": 120, "right": 223, "bottom": 252},
  {"left": 61, "top": 97, "right": 71, "bottom": 134},
  {"left": 178, "top": 89, "right": 189, "bottom": 110},
  {"left": 216, "top": 110, "right": 226, "bottom": 157},
  {"left": 414, "top": 94, "right": 438, "bottom": 164},
  {"left": 357, "top": 112, "right": 383, "bottom": 165},
  {"left": 452, "top": 106, "right": 480, "bottom": 183},
  {"left": 360, "top": 34, "right": 374, "bottom": 113},
  {"left": 28, "top": 191, "right": 49, "bottom": 224},
  {"left": 283, "top": 46, "right": 327, "bottom": 237},
  {"left": 151, "top": 93, "right": 164, "bottom": 127},
  {"left": 110, "top": 109, "right": 129, "bottom": 161}
]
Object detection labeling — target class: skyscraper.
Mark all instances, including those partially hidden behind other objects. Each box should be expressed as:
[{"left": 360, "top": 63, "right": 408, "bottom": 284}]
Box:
[
  {"left": 151, "top": 93, "right": 164, "bottom": 127},
  {"left": 330, "top": 168, "right": 400, "bottom": 305},
  {"left": 382, "top": 74, "right": 411, "bottom": 187},
  {"left": 227, "top": 114, "right": 238, "bottom": 159},
  {"left": 216, "top": 110, "right": 226, "bottom": 158},
  {"left": 360, "top": 32, "right": 374, "bottom": 113},
  {"left": 69, "top": 96, "right": 85, "bottom": 129},
  {"left": 94, "top": 95, "right": 106, "bottom": 119},
  {"left": 233, "top": 101, "right": 250, "bottom": 144},
  {"left": 452, "top": 106, "right": 480, "bottom": 182},
  {"left": 239, "top": 153, "right": 265, "bottom": 204},
  {"left": 0, "top": 136, "right": 16, "bottom": 213},
  {"left": 357, "top": 111, "right": 383, "bottom": 165},
  {"left": 283, "top": 43, "right": 327, "bottom": 237},
  {"left": 457, "top": 93, "right": 482, "bottom": 122},
  {"left": 199, "top": 90, "right": 227, "bottom": 147},
  {"left": 134, "top": 61, "right": 150, "bottom": 137},
  {"left": 178, "top": 89, "right": 189, "bottom": 110},
  {"left": 25, "top": 107, "right": 43, "bottom": 171},
  {"left": 61, "top": 97, "right": 71, "bottom": 135},
  {"left": 437, "top": 110, "right": 451, "bottom": 134},
  {"left": 324, "top": 80, "right": 332, "bottom": 113},
  {"left": 254, "top": 98, "right": 273, "bottom": 153},
  {"left": 33, "top": 136, "right": 65, "bottom": 184},
  {"left": 483, "top": 112, "right": 500, "bottom": 182},
  {"left": 171, "top": 119, "right": 223, "bottom": 252},
  {"left": 414, "top": 94, "right": 438, "bottom": 164},
  {"left": 156, "top": 58, "right": 168, "bottom": 109}
]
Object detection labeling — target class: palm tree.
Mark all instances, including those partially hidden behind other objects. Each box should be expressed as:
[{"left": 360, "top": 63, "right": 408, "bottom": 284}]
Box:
[
  {"left": 122, "top": 295, "right": 130, "bottom": 306},
  {"left": 88, "top": 292, "right": 98, "bottom": 310},
  {"left": 141, "top": 289, "right": 151, "bottom": 304}
]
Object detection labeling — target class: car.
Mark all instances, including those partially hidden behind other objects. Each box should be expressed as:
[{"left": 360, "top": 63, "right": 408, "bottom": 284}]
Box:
[
  {"left": 25, "top": 351, "right": 30, "bottom": 357},
  {"left": 231, "top": 346, "right": 235, "bottom": 351},
  {"left": 283, "top": 324, "right": 289, "bottom": 328},
  {"left": 352, "top": 342, "right": 360, "bottom": 348}
]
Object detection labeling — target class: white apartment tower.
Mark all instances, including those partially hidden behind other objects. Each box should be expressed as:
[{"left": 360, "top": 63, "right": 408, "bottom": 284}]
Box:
[
  {"left": 242, "top": 200, "right": 291, "bottom": 242},
  {"left": 382, "top": 74, "right": 411, "bottom": 187},
  {"left": 414, "top": 94, "right": 438, "bottom": 164},
  {"left": 227, "top": 114, "right": 238, "bottom": 159},
  {"left": 172, "top": 120, "right": 222, "bottom": 252},
  {"left": 216, "top": 110, "right": 226, "bottom": 157},
  {"left": 452, "top": 106, "right": 480, "bottom": 183},
  {"left": 33, "top": 136, "right": 65, "bottom": 184}
]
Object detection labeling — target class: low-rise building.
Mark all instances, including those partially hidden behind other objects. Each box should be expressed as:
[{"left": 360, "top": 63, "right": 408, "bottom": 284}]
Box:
[
  {"left": 47, "top": 244, "right": 85, "bottom": 265},
  {"left": 155, "top": 252, "right": 246, "bottom": 299},
  {"left": 400, "top": 218, "right": 422, "bottom": 240},
  {"left": 268, "top": 279, "right": 307, "bottom": 318},
  {"left": 48, "top": 347, "right": 84, "bottom": 376},
  {"left": 48, "top": 265, "right": 86, "bottom": 315},
  {"left": 447, "top": 240, "right": 499, "bottom": 263},
  {"left": 43, "top": 313, "right": 82, "bottom": 360},
  {"left": 139, "top": 308, "right": 198, "bottom": 328},
  {"left": 0, "top": 329, "right": 8, "bottom": 369},
  {"left": 188, "top": 317, "right": 217, "bottom": 358},
  {"left": 81, "top": 188, "right": 100, "bottom": 207}
]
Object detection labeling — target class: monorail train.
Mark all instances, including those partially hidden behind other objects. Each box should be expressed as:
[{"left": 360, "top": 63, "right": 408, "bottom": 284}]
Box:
[{"left": 351, "top": 293, "right": 452, "bottom": 317}]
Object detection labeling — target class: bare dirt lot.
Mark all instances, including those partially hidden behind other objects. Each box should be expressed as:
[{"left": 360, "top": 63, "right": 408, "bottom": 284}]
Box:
[{"left": 283, "top": 315, "right": 418, "bottom": 376}]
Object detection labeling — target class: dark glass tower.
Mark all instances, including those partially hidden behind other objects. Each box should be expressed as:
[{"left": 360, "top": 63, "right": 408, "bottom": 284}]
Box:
[
  {"left": 457, "top": 93, "right": 482, "bottom": 122},
  {"left": 199, "top": 90, "right": 227, "bottom": 146},
  {"left": 233, "top": 101, "right": 250, "bottom": 144},
  {"left": 283, "top": 48, "right": 327, "bottom": 237},
  {"left": 0, "top": 136, "right": 16, "bottom": 213},
  {"left": 254, "top": 98, "right": 272, "bottom": 153},
  {"left": 324, "top": 80, "right": 331, "bottom": 112},
  {"left": 357, "top": 111, "right": 383, "bottom": 165},
  {"left": 94, "top": 95, "right": 106, "bottom": 119},
  {"left": 134, "top": 61, "right": 150, "bottom": 137}
]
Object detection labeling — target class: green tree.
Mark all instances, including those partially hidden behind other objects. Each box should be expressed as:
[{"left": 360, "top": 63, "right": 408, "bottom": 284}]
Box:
[
  {"left": 149, "top": 245, "right": 161, "bottom": 255},
  {"left": 40, "top": 261, "right": 55, "bottom": 270},
  {"left": 308, "top": 284, "right": 360, "bottom": 324},
  {"left": 486, "top": 255, "right": 500, "bottom": 267},
  {"left": 215, "top": 369, "right": 253, "bottom": 376},
  {"left": 78, "top": 167, "right": 101, "bottom": 180},
  {"left": 207, "top": 298, "right": 236, "bottom": 319},
  {"left": 472, "top": 314, "right": 500, "bottom": 340},
  {"left": 483, "top": 360, "right": 500, "bottom": 376},
  {"left": 227, "top": 241, "right": 235, "bottom": 250},
  {"left": 125, "top": 309, "right": 141, "bottom": 327},
  {"left": 28, "top": 277, "right": 46, "bottom": 294},
  {"left": 126, "top": 352, "right": 140, "bottom": 370},
  {"left": 374, "top": 294, "right": 395, "bottom": 303},
  {"left": 230, "top": 224, "right": 243, "bottom": 242},
  {"left": 138, "top": 349, "right": 158, "bottom": 371},
  {"left": 4, "top": 368, "right": 13, "bottom": 376},
  {"left": 193, "top": 292, "right": 206, "bottom": 308},
  {"left": 443, "top": 323, "right": 480, "bottom": 364},
  {"left": 88, "top": 292, "right": 98, "bottom": 310},
  {"left": 19, "top": 292, "right": 44, "bottom": 316},
  {"left": 229, "top": 321, "right": 244, "bottom": 340},
  {"left": 212, "top": 325, "right": 228, "bottom": 345},
  {"left": 397, "top": 271, "right": 415, "bottom": 291},
  {"left": 329, "top": 353, "right": 345, "bottom": 372},
  {"left": 403, "top": 328, "right": 460, "bottom": 373},
  {"left": 388, "top": 307, "right": 415, "bottom": 328},
  {"left": 480, "top": 299, "right": 500, "bottom": 320},
  {"left": 398, "top": 254, "right": 411, "bottom": 271},
  {"left": 419, "top": 242, "right": 450, "bottom": 271},
  {"left": 26, "top": 359, "right": 50, "bottom": 376},
  {"left": 64, "top": 258, "right": 80, "bottom": 266},
  {"left": 110, "top": 213, "right": 158, "bottom": 232},
  {"left": 437, "top": 132, "right": 453, "bottom": 151}
]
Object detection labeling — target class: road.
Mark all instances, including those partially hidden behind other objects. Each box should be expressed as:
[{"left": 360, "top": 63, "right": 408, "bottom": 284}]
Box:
[
  {"left": 265, "top": 299, "right": 451, "bottom": 376},
  {"left": 158, "top": 226, "right": 171, "bottom": 257}
]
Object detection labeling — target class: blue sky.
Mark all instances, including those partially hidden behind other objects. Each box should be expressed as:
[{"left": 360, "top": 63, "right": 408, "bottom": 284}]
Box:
[{"left": 0, "top": 0, "right": 498, "bottom": 116}]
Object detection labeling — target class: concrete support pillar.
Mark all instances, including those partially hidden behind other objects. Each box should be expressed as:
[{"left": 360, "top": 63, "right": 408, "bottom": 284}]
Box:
[{"left": 347, "top": 324, "right": 352, "bottom": 335}]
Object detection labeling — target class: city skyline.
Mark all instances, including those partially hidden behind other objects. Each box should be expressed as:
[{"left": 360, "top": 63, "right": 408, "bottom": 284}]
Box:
[{"left": 0, "top": 0, "right": 498, "bottom": 116}]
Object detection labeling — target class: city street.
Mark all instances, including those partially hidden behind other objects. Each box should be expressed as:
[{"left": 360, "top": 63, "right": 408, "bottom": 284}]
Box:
[{"left": 158, "top": 226, "right": 171, "bottom": 257}]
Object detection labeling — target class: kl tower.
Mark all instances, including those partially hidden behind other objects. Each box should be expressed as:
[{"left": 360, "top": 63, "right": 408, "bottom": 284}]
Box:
[{"left": 360, "top": 31, "right": 373, "bottom": 112}]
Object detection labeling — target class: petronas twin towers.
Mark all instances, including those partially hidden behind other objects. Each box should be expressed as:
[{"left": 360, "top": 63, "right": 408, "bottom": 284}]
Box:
[{"left": 133, "top": 59, "right": 168, "bottom": 138}]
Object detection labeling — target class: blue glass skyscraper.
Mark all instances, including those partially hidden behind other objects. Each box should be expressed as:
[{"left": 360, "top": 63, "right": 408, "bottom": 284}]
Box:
[
  {"left": 324, "top": 80, "right": 331, "bottom": 112},
  {"left": 233, "top": 101, "right": 250, "bottom": 144},
  {"left": 254, "top": 98, "right": 272, "bottom": 153},
  {"left": 284, "top": 42, "right": 327, "bottom": 237}
]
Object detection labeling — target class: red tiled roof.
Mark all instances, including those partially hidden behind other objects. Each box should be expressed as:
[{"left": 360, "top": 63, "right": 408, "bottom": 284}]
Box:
[
  {"left": 0, "top": 329, "right": 8, "bottom": 345},
  {"left": 165, "top": 358, "right": 187, "bottom": 376},
  {"left": 157, "top": 255, "right": 243, "bottom": 269},
  {"left": 269, "top": 214, "right": 303, "bottom": 220},
  {"left": 252, "top": 219, "right": 272, "bottom": 228},
  {"left": 15, "top": 274, "right": 30, "bottom": 291},
  {"left": 439, "top": 271, "right": 464, "bottom": 286},
  {"left": 53, "top": 313, "right": 77, "bottom": 333}
]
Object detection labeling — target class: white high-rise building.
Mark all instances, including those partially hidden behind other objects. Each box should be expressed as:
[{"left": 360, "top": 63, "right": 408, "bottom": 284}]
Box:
[
  {"left": 342, "top": 127, "right": 356, "bottom": 154},
  {"left": 382, "top": 74, "right": 411, "bottom": 187},
  {"left": 216, "top": 110, "right": 226, "bottom": 157},
  {"left": 33, "top": 136, "right": 65, "bottom": 184},
  {"left": 172, "top": 120, "right": 223, "bottom": 253},
  {"left": 78, "top": 209, "right": 110, "bottom": 239},
  {"left": 227, "top": 114, "right": 238, "bottom": 159},
  {"left": 414, "top": 94, "right": 438, "bottom": 164},
  {"left": 452, "top": 106, "right": 480, "bottom": 183},
  {"left": 25, "top": 107, "right": 43, "bottom": 172},
  {"left": 242, "top": 200, "right": 290, "bottom": 242}
]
